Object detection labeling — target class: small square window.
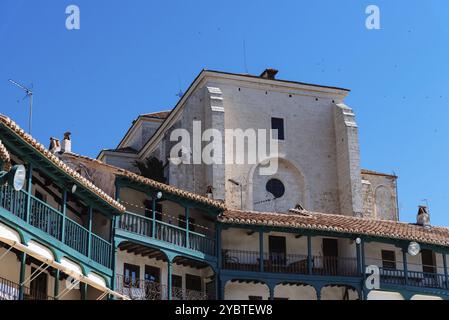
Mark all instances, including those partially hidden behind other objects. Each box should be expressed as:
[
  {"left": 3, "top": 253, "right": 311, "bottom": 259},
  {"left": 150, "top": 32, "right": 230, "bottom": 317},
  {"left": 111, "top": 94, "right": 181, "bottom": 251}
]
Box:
[{"left": 271, "top": 117, "right": 284, "bottom": 140}]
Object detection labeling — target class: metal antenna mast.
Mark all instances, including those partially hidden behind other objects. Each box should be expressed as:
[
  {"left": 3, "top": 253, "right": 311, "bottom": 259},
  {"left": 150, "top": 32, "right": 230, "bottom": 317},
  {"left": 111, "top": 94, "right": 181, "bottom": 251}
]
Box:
[{"left": 8, "top": 79, "right": 33, "bottom": 134}]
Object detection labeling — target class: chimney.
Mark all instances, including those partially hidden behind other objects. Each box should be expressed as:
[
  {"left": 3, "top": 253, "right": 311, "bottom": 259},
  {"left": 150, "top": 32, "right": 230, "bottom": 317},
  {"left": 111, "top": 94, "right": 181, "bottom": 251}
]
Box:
[
  {"left": 260, "top": 68, "right": 279, "bottom": 80},
  {"left": 49, "top": 137, "right": 61, "bottom": 153},
  {"left": 206, "top": 186, "right": 213, "bottom": 199},
  {"left": 61, "top": 132, "right": 72, "bottom": 153},
  {"left": 417, "top": 205, "right": 431, "bottom": 228}
]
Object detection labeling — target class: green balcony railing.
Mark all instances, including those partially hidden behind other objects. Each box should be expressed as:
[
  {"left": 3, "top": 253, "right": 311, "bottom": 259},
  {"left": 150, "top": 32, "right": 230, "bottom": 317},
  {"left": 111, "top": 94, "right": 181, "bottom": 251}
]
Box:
[
  {"left": 0, "top": 184, "right": 27, "bottom": 221},
  {"left": 0, "top": 184, "right": 112, "bottom": 269},
  {"left": 29, "top": 195, "right": 63, "bottom": 240},
  {"left": 64, "top": 218, "right": 89, "bottom": 257},
  {"left": 91, "top": 233, "right": 112, "bottom": 268},
  {"left": 118, "top": 211, "right": 216, "bottom": 257}
]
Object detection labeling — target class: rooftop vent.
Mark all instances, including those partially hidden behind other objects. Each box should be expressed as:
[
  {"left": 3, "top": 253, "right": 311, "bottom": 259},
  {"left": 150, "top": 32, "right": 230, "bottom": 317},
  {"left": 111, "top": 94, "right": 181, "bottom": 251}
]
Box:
[
  {"left": 260, "top": 68, "right": 279, "bottom": 80},
  {"left": 417, "top": 205, "right": 431, "bottom": 228}
]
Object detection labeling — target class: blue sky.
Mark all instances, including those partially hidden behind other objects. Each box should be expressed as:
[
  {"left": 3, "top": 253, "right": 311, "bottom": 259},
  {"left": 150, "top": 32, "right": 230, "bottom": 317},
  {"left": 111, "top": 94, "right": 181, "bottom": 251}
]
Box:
[{"left": 0, "top": 0, "right": 448, "bottom": 225}]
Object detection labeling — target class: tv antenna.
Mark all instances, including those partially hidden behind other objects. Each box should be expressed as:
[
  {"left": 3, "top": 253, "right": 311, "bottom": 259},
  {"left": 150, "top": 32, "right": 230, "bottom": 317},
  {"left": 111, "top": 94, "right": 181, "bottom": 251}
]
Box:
[{"left": 8, "top": 79, "right": 33, "bottom": 134}]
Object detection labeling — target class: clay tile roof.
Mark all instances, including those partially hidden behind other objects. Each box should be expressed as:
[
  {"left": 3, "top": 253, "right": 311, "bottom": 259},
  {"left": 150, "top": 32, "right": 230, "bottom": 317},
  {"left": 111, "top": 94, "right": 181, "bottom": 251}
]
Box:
[
  {"left": 0, "top": 115, "right": 125, "bottom": 213},
  {"left": 0, "top": 139, "right": 11, "bottom": 171},
  {"left": 220, "top": 209, "right": 449, "bottom": 247},
  {"left": 116, "top": 169, "right": 227, "bottom": 210}
]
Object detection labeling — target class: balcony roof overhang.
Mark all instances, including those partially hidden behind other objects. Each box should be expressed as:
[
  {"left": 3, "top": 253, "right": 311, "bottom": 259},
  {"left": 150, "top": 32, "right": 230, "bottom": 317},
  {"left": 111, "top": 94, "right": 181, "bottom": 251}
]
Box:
[{"left": 0, "top": 115, "right": 125, "bottom": 217}]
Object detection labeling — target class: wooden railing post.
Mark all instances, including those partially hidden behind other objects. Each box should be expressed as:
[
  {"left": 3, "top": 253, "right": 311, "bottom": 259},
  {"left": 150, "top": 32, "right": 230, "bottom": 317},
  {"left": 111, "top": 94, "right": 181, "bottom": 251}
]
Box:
[
  {"left": 185, "top": 207, "right": 190, "bottom": 249},
  {"left": 307, "top": 235, "right": 312, "bottom": 275},
  {"left": 402, "top": 249, "right": 409, "bottom": 286},
  {"left": 61, "top": 189, "right": 67, "bottom": 243},
  {"left": 151, "top": 198, "right": 156, "bottom": 238},
  {"left": 25, "top": 163, "right": 33, "bottom": 223}
]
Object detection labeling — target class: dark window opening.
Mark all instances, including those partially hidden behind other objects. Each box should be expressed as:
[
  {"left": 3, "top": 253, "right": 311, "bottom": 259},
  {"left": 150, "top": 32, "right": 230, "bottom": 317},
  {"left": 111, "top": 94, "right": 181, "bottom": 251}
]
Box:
[
  {"left": 185, "top": 274, "right": 202, "bottom": 292},
  {"left": 144, "top": 265, "right": 160, "bottom": 283},
  {"left": 381, "top": 250, "right": 396, "bottom": 270},
  {"left": 172, "top": 275, "right": 182, "bottom": 289},
  {"left": 178, "top": 215, "right": 196, "bottom": 232},
  {"left": 269, "top": 236, "right": 287, "bottom": 265},
  {"left": 421, "top": 249, "right": 436, "bottom": 274},
  {"left": 34, "top": 190, "right": 46, "bottom": 202},
  {"left": 249, "top": 296, "right": 263, "bottom": 300},
  {"left": 271, "top": 117, "right": 284, "bottom": 140},
  {"left": 322, "top": 238, "right": 339, "bottom": 274},
  {"left": 144, "top": 201, "right": 163, "bottom": 221},
  {"left": 124, "top": 263, "right": 140, "bottom": 288},
  {"left": 28, "top": 267, "right": 48, "bottom": 300}
]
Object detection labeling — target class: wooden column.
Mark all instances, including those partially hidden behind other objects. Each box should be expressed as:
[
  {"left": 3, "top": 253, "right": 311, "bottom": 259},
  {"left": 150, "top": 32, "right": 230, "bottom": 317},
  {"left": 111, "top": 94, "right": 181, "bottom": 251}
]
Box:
[
  {"left": 185, "top": 206, "right": 190, "bottom": 248},
  {"left": 307, "top": 235, "right": 312, "bottom": 275},
  {"left": 443, "top": 253, "right": 448, "bottom": 289},
  {"left": 268, "top": 285, "right": 274, "bottom": 300},
  {"left": 25, "top": 163, "right": 33, "bottom": 223},
  {"left": 87, "top": 206, "right": 93, "bottom": 258},
  {"left": 167, "top": 260, "right": 173, "bottom": 300},
  {"left": 361, "top": 239, "right": 367, "bottom": 300},
  {"left": 259, "top": 231, "right": 264, "bottom": 272},
  {"left": 356, "top": 239, "right": 362, "bottom": 275},
  {"left": 80, "top": 283, "right": 87, "bottom": 300},
  {"left": 54, "top": 269, "right": 60, "bottom": 299},
  {"left": 18, "top": 252, "right": 27, "bottom": 300},
  {"left": 61, "top": 189, "right": 67, "bottom": 242},
  {"left": 151, "top": 198, "right": 156, "bottom": 238},
  {"left": 402, "top": 250, "right": 408, "bottom": 286}
]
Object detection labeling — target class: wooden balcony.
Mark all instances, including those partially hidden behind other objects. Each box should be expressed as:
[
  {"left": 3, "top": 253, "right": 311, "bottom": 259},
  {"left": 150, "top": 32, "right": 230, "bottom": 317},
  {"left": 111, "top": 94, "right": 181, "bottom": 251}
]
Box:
[
  {"left": 0, "top": 185, "right": 112, "bottom": 269},
  {"left": 117, "top": 211, "right": 216, "bottom": 257},
  {"left": 378, "top": 267, "right": 448, "bottom": 290},
  {"left": 221, "top": 249, "right": 358, "bottom": 277}
]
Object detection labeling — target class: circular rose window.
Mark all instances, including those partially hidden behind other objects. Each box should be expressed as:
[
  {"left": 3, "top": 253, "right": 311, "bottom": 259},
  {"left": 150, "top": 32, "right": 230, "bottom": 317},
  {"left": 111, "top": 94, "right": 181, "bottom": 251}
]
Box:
[{"left": 266, "top": 178, "right": 285, "bottom": 199}]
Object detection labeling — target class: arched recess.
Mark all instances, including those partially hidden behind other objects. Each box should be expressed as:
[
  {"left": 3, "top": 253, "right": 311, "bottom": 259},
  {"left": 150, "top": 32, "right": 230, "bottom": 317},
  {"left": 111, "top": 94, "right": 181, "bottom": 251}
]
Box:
[
  {"left": 320, "top": 284, "right": 360, "bottom": 300},
  {"left": 374, "top": 185, "right": 395, "bottom": 220},
  {"left": 224, "top": 279, "right": 270, "bottom": 300},
  {"left": 367, "top": 290, "right": 405, "bottom": 300},
  {"left": 247, "top": 156, "right": 310, "bottom": 213},
  {"left": 274, "top": 282, "right": 317, "bottom": 300},
  {"left": 410, "top": 294, "right": 444, "bottom": 300}
]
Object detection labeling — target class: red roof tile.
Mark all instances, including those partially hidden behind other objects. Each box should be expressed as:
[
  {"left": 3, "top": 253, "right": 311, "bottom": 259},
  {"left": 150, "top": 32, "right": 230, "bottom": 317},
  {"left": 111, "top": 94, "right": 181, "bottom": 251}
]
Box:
[{"left": 220, "top": 209, "right": 449, "bottom": 247}]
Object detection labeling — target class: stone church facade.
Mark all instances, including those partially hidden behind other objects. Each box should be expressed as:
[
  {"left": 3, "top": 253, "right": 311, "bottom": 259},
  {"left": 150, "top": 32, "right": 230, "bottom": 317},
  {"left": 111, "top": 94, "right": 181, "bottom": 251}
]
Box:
[{"left": 98, "top": 68, "right": 398, "bottom": 221}]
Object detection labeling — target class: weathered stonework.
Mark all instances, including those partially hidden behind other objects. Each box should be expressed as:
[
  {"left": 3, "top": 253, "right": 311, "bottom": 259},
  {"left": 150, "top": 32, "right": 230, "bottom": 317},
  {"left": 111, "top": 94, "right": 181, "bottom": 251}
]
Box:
[{"left": 98, "top": 70, "right": 398, "bottom": 219}]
